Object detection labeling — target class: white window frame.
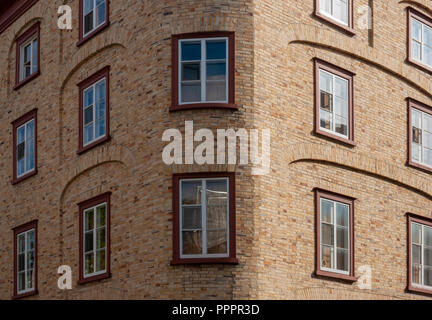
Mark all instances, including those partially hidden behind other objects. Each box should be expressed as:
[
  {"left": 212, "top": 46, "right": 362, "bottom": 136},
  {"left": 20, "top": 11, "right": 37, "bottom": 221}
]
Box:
[
  {"left": 82, "top": 0, "right": 107, "bottom": 38},
  {"left": 319, "top": 69, "right": 350, "bottom": 139},
  {"left": 411, "top": 222, "right": 432, "bottom": 291},
  {"left": 82, "top": 77, "right": 107, "bottom": 147},
  {"left": 19, "top": 35, "right": 37, "bottom": 82},
  {"left": 16, "top": 119, "right": 35, "bottom": 178},
  {"left": 411, "top": 107, "right": 432, "bottom": 169},
  {"left": 178, "top": 37, "right": 229, "bottom": 105},
  {"left": 320, "top": 197, "right": 351, "bottom": 276},
  {"left": 17, "top": 229, "right": 35, "bottom": 295},
  {"left": 83, "top": 202, "right": 107, "bottom": 278},
  {"left": 179, "top": 177, "right": 230, "bottom": 259},
  {"left": 411, "top": 17, "right": 432, "bottom": 69},
  {"left": 319, "top": 0, "right": 349, "bottom": 26}
]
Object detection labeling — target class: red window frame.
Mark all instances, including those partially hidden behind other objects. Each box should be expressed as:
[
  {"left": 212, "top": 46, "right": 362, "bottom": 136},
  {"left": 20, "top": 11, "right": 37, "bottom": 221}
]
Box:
[
  {"left": 314, "top": 0, "right": 355, "bottom": 36},
  {"left": 171, "top": 172, "right": 238, "bottom": 265},
  {"left": 315, "top": 188, "right": 356, "bottom": 282},
  {"left": 14, "top": 22, "right": 40, "bottom": 90},
  {"left": 77, "top": 0, "right": 110, "bottom": 47},
  {"left": 11, "top": 108, "right": 38, "bottom": 185},
  {"left": 77, "top": 66, "right": 111, "bottom": 155},
  {"left": 12, "top": 220, "right": 38, "bottom": 300},
  {"left": 314, "top": 58, "right": 356, "bottom": 146},
  {"left": 77, "top": 192, "right": 111, "bottom": 285},
  {"left": 407, "top": 7, "right": 432, "bottom": 74},
  {"left": 171, "top": 31, "right": 237, "bottom": 112}
]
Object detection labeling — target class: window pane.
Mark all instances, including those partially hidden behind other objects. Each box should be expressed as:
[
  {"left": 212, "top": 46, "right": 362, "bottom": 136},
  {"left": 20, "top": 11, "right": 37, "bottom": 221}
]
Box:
[
  {"left": 18, "top": 253, "right": 25, "bottom": 272},
  {"left": 27, "top": 250, "right": 35, "bottom": 269},
  {"left": 181, "top": 181, "right": 202, "bottom": 205},
  {"left": 337, "top": 227, "right": 349, "bottom": 249},
  {"left": 27, "top": 269, "right": 34, "bottom": 290},
  {"left": 84, "top": 123, "right": 94, "bottom": 144},
  {"left": 321, "top": 199, "right": 333, "bottom": 223},
  {"left": 413, "top": 127, "right": 422, "bottom": 145},
  {"left": 425, "top": 247, "right": 432, "bottom": 267},
  {"left": 206, "top": 62, "right": 226, "bottom": 81},
  {"left": 412, "top": 19, "right": 422, "bottom": 41},
  {"left": 424, "top": 131, "right": 432, "bottom": 149},
  {"left": 96, "top": 228, "right": 105, "bottom": 249},
  {"left": 206, "top": 180, "right": 228, "bottom": 229},
  {"left": 425, "top": 114, "right": 432, "bottom": 132},
  {"left": 412, "top": 264, "right": 421, "bottom": 284},
  {"left": 335, "top": 115, "right": 348, "bottom": 136},
  {"left": 321, "top": 223, "right": 334, "bottom": 246},
  {"left": 18, "top": 272, "right": 25, "bottom": 292},
  {"left": 334, "top": 97, "right": 348, "bottom": 118},
  {"left": 425, "top": 226, "right": 432, "bottom": 246},
  {"left": 84, "top": 0, "right": 94, "bottom": 14},
  {"left": 85, "top": 210, "right": 94, "bottom": 231},
  {"left": 412, "top": 109, "right": 422, "bottom": 129},
  {"left": 181, "top": 41, "right": 201, "bottom": 61},
  {"left": 320, "top": 91, "right": 333, "bottom": 112},
  {"left": 412, "top": 223, "right": 421, "bottom": 244},
  {"left": 425, "top": 148, "right": 432, "bottom": 166},
  {"left": 18, "top": 158, "right": 25, "bottom": 176},
  {"left": 412, "top": 143, "right": 421, "bottom": 162},
  {"left": 319, "top": 70, "right": 332, "bottom": 93},
  {"left": 84, "top": 87, "right": 94, "bottom": 107},
  {"left": 17, "top": 126, "right": 25, "bottom": 144},
  {"left": 31, "top": 40, "right": 38, "bottom": 73},
  {"left": 337, "top": 248, "right": 349, "bottom": 271},
  {"left": 321, "top": 245, "right": 333, "bottom": 269},
  {"left": 27, "top": 230, "right": 35, "bottom": 250},
  {"left": 24, "top": 44, "right": 31, "bottom": 63},
  {"left": 336, "top": 203, "right": 349, "bottom": 226},
  {"left": 206, "top": 81, "right": 226, "bottom": 101},
  {"left": 425, "top": 266, "right": 432, "bottom": 287},
  {"left": 182, "top": 207, "right": 202, "bottom": 230},
  {"left": 17, "top": 142, "right": 25, "bottom": 161},
  {"left": 413, "top": 244, "right": 421, "bottom": 264},
  {"left": 425, "top": 25, "right": 432, "bottom": 47},
  {"left": 96, "top": 249, "right": 106, "bottom": 271},
  {"left": 96, "top": 0, "right": 106, "bottom": 26},
  {"left": 425, "top": 45, "right": 432, "bottom": 67},
  {"left": 182, "top": 62, "right": 200, "bottom": 81},
  {"left": 206, "top": 40, "right": 227, "bottom": 60},
  {"left": 320, "top": 110, "right": 332, "bottom": 131},
  {"left": 181, "top": 83, "right": 201, "bottom": 103},
  {"left": 182, "top": 230, "right": 202, "bottom": 255},
  {"left": 97, "top": 205, "right": 106, "bottom": 227},
  {"left": 320, "top": 0, "right": 331, "bottom": 14},
  {"left": 84, "top": 11, "right": 94, "bottom": 34},
  {"left": 26, "top": 139, "right": 35, "bottom": 171},
  {"left": 96, "top": 118, "right": 106, "bottom": 138},
  {"left": 96, "top": 80, "right": 106, "bottom": 101},
  {"left": 84, "top": 106, "right": 94, "bottom": 125},
  {"left": 411, "top": 41, "right": 421, "bottom": 61},
  {"left": 18, "top": 234, "right": 25, "bottom": 253},
  {"left": 207, "top": 230, "right": 227, "bottom": 254},
  {"left": 85, "top": 253, "right": 94, "bottom": 275},
  {"left": 84, "top": 231, "right": 94, "bottom": 252},
  {"left": 334, "top": 0, "right": 348, "bottom": 24}
]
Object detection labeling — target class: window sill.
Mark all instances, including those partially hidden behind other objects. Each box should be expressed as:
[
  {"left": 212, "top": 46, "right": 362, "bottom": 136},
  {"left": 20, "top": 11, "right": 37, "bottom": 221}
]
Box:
[
  {"left": 78, "top": 272, "right": 111, "bottom": 285},
  {"left": 406, "top": 58, "right": 432, "bottom": 75},
  {"left": 407, "top": 284, "right": 432, "bottom": 296},
  {"left": 12, "top": 289, "right": 38, "bottom": 300},
  {"left": 77, "top": 135, "right": 111, "bottom": 155},
  {"left": 170, "top": 103, "right": 238, "bottom": 112},
  {"left": 315, "top": 129, "right": 356, "bottom": 147},
  {"left": 14, "top": 70, "right": 40, "bottom": 91},
  {"left": 315, "top": 269, "right": 357, "bottom": 282},
  {"left": 77, "top": 22, "right": 110, "bottom": 47},
  {"left": 407, "top": 159, "right": 432, "bottom": 174},
  {"left": 171, "top": 257, "right": 239, "bottom": 265},
  {"left": 12, "top": 169, "right": 37, "bottom": 185},
  {"left": 313, "top": 11, "right": 356, "bottom": 36}
]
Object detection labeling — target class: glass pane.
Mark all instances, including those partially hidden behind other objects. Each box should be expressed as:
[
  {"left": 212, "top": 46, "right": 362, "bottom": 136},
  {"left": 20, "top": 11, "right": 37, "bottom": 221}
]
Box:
[
  {"left": 413, "top": 244, "right": 421, "bottom": 264},
  {"left": 425, "top": 113, "right": 432, "bottom": 132},
  {"left": 425, "top": 266, "right": 432, "bottom": 287},
  {"left": 337, "top": 227, "right": 349, "bottom": 249},
  {"left": 97, "top": 205, "right": 106, "bottom": 227},
  {"left": 412, "top": 109, "right": 421, "bottom": 129},
  {"left": 206, "top": 180, "right": 228, "bottom": 229},
  {"left": 85, "top": 253, "right": 94, "bottom": 275},
  {"left": 18, "top": 234, "right": 25, "bottom": 253},
  {"left": 27, "top": 230, "right": 35, "bottom": 250},
  {"left": 319, "top": 70, "right": 332, "bottom": 93},
  {"left": 412, "top": 127, "right": 422, "bottom": 145},
  {"left": 31, "top": 40, "right": 37, "bottom": 73},
  {"left": 334, "top": 0, "right": 348, "bottom": 24},
  {"left": 18, "top": 158, "right": 25, "bottom": 176},
  {"left": 17, "top": 126, "right": 25, "bottom": 144},
  {"left": 425, "top": 148, "right": 432, "bottom": 166},
  {"left": 206, "top": 62, "right": 226, "bottom": 81},
  {"left": 26, "top": 120, "right": 34, "bottom": 140},
  {"left": 207, "top": 230, "right": 227, "bottom": 254},
  {"left": 25, "top": 44, "right": 31, "bottom": 63},
  {"left": 337, "top": 248, "right": 349, "bottom": 271},
  {"left": 321, "top": 223, "right": 334, "bottom": 246},
  {"left": 425, "top": 45, "right": 432, "bottom": 67},
  {"left": 206, "top": 40, "right": 226, "bottom": 60},
  {"left": 96, "top": 228, "right": 106, "bottom": 249},
  {"left": 84, "top": 87, "right": 94, "bottom": 107},
  {"left": 411, "top": 41, "right": 421, "bottom": 61},
  {"left": 181, "top": 181, "right": 202, "bottom": 205},
  {"left": 336, "top": 203, "right": 349, "bottom": 226},
  {"left": 321, "top": 199, "right": 333, "bottom": 223},
  {"left": 95, "top": 80, "right": 106, "bottom": 101},
  {"left": 96, "top": 249, "right": 106, "bottom": 271},
  {"left": 181, "top": 41, "right": 201, "bottom": 61},
  {"left": 320, "top": 110, "right": 332, "bottom": 131},
  {"left": 26, "top": 139, "right": 35, "bottom": 171},
  {"left": 84, "top": 0, "right": 94, "bottom": 14},
  {"left": 182, "top": 230, "right": 202, "bottom": 255},
  {"left": 321, "top": 245, "right": 333, "bottom": 269},
  {"left": 412, "top": 19, "right": 422, "bottom": 41},
  {"left": 84, "top": 123, "right": 94, "bottom": 144},
  {"left": 18, "top": 272, "right": 25, "bottom": 292},
  {"left": 334, "top": 97, "right": 347, "bottom": 118},
  {"left": 182, "top": 207, "right": 202, "bottom": 230},
  {"left": 425, "top": 25, "right": 432, "bottom": 47},
  {"left": 412, "top": 264, "right": 421, "bottom": 284},
  {"left": 181, "top": 82, "right": 201, "bottom": 103},
  {"left": 85, "top": 209, "right": 94, "bottom": 231},
  {"left": 320, "top": 0, "right": 332, "bottom": 14},
  {"left": 27, "top": 250, "right": 35, "bottom": 269},
  {"left": 412, "top": 223, "right": 421, "bottom": 244},
  {"left": 96, "top": 0, "right": 106, "bottom": 26},
  {"left": 18, "top": 253, "right": 25, "bottom": 272},
  {"left": 206, "top": 81, "right": 226, "bottom": 101},
  {"left": 84, "top": 106, "right": 94, "bottom": 125},
  {"left": 425, "top": 226, "right": 432, "bottom": 246},
  {"left": 26, "top": 270, "right": 34, "bottom": 290},
  {"left": 335, "top": 115, "right": 348, "bottom": 136},
  {"left": 182, "top": 62, "right": 200, "bottom": 81},
  {"left": 84, "top": 12, "right": 94, "bottom": 34},
  {"left": 17, "top": 142, "right": 25, "bottom": 161},
  {"left": 96, "top": 118, "right": 106, "bottom": 138},
  {"left": 320, "top": 91, "right": 333, "bottom": 112},
  {"left": 84, "top": 231, "right": 94, "bottom": 252},
  {"left": 425, "top": 247, "right": 432, "bottom": 267},
  {"left": 335, "top": 77, "right": 348, "bottom": 99},
  {"left": 412, "top": 143, "right": 421, "bottom": 162}
]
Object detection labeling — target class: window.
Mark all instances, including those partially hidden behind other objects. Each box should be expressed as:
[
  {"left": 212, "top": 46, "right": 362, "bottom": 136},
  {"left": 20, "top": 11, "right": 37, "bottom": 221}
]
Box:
[
  {"left": 408, "top": 98, "right": 432, "bottom": 173},
  {"left": 12, "top": 109, "right": 37, "bottom": 185},
  {"left": 78, "top": 192, "right": 111, "bottom": 284},
  {"left": 314, "top": 0, "right": 354, "bottom": 34},
  {"left": 314, "top": 58, "right": 355, "bottom": 146},
  {"left": 15, "top": 22, "right": 40, "bottom": 89},
  {"left": 78, "top": 0, "right": 110, "bottom": 46},
  {"left": 408, "top": 8, "right": 432, "bottom": 73},
  {"left": 408, "top": 213, "right": 432, "bottom": 295},
  {"left": 77, "top": 66, "right": 110, "bottom": 155},
  {"left": 13, "top": 220, "right": 38, "bottom": 299},
  {"left": 171, "top": 32, "right": 236, "bottom": 111},
  {"left": 171, "top": 173, "right": 238, "bottom": 264},
  {"left": 315, "top": 188, "right": 356, "bottom": 281}
]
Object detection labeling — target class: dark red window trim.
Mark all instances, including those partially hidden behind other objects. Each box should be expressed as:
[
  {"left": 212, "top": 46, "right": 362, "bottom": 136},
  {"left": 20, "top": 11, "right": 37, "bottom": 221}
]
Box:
[
  {"left": 11, "top": 108, "right": 37, "bottom": 185},
  {"left": 14, "top": 21, "right": 40, "bottom": 90},
  {"left": 314, "top": 188, "right": 356, "bottom": 282},
  {"left": 313, "top": 0, "right": 355, "bottom": 36},
  {"left": 407, "top": 7, "right": 432, "bottom": 75},
  {"left": 77, "top": 192, "right": 111, "bottom": 285},
  {"left": 314, "top": 58, "right": 356, "bottom": 147},
  {"left": 77, "top": 66, "right": 111, "bottom": 155},
  {"left": 171, "top": 172, "right": 238, "bottom": 265},
  {"left": 12, "top": 220, "right": 38, "bottom": 300},
  {"left": 171, "top": 31, "right": 237, "bottom": 112},
  {"left": 77, "top": 0, "right": 110, "bottom": 47},
  {"left": 407, "top": 213, "right": 432, "bottom": 296},
  {"left": 407, "top": 98, "right": 432, "bottom": 174}
]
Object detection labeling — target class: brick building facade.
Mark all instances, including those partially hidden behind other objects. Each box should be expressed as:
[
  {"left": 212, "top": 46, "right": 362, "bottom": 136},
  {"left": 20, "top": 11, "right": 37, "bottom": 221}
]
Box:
[{"left": 0, "top": 0, "right": 432, "bottom": 300}]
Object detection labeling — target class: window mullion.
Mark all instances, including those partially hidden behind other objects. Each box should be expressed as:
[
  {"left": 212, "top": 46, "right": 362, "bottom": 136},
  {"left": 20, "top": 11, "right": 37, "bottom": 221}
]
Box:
[
  {"left": 202, "top": 179, "right": 207, "bottom": 255},
  {"left": 24, "top": 232, "right": 28, "bottom": 290},
  {"left": 201, "top": 40, "right": 206, "bottom": 102},
  {"left": 332, "top": 76, "right": 336, "bottom": 133},
  {"left": 422, "top": 225, "right": 425, "bottom": 285},
  {"left": 93, "top": 85, "right": 97, "bottom": 140},
  {"left": 333, "top": 202, "right": 337, "bottom": 270},
  {"left": 24, "top": 124, "right": 27, "bottom": 173},
  {"left": 93, "top": 207, "right": 97, "bottom": 273}
]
